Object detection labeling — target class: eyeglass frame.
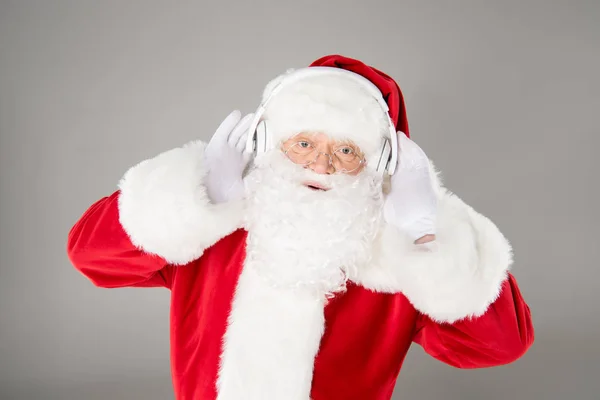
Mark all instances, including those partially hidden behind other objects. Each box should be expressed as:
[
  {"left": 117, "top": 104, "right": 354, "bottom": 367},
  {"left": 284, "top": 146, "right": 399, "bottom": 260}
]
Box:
[{"left": 281, "top": 139, "right": 367, "bottom": 174}]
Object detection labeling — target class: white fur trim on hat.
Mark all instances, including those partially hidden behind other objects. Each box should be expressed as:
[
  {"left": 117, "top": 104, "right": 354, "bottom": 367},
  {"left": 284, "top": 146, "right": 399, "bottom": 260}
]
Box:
[{"left": 261, "top": 72, "right": 390, "bottom": 165}]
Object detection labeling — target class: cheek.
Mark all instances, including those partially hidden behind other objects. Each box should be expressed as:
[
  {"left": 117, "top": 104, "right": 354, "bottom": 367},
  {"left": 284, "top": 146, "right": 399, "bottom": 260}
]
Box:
[{"left": 346, "top": 164, "right": 367, "bottom": 176}]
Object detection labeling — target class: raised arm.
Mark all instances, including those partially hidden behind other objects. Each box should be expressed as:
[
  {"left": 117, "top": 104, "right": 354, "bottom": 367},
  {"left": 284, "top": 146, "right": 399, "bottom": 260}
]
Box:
[
  {"left": 352, "top": 131, "right": 534, "bottom": 366},
  {"left": 67, "top": 138, "right": 244, "bottom": 289}
]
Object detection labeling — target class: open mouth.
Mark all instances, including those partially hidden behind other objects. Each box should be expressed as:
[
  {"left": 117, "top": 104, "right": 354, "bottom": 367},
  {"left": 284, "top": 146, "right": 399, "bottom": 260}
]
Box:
[{"left": 303, "top": 181, "right": 330, "bottom": 192}]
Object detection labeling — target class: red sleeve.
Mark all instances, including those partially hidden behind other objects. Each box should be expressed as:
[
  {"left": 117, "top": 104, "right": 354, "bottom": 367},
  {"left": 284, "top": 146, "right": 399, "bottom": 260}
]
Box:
[
  {"left": 412, "top": 273, "right": 534, "bottom": 368},
  {"left": 67, "top": 190, "right": 175, "bottom": 289}
]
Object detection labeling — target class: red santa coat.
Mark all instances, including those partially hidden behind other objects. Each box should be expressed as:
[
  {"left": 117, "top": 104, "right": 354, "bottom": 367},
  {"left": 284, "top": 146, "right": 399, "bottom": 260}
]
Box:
[{"left": 67, "top": 140, "right": 534, "bottom": 400}]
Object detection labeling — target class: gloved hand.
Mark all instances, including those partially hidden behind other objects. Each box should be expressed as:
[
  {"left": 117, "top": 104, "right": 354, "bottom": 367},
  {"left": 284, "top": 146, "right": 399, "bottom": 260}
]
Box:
[
  {"left": 204, "top": 110, "right": 254, "bottom": 204},
  {"left": 383, "top": 131, "right": 438, "bottom": 242}
]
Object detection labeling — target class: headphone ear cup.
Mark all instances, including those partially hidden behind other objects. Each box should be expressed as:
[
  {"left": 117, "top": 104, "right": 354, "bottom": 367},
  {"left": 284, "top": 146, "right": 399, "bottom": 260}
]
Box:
[
  {"left": 255, "top": 120, "right": 268, "bottom": 154},
  {"left": 377, "top": 139, "right": 392, "bottom": 174}
]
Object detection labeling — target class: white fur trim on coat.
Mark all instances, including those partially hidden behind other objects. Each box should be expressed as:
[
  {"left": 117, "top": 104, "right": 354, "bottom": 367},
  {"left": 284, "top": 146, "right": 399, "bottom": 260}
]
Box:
[
  {"left": 354, "top": 178, "right": 513, "bottom": 324},
  {"left": 216, "top": 264, "right": 325, "bottom": 400},
  {"left": 117, "top": 140, "right": 244, "bottom": 265}
]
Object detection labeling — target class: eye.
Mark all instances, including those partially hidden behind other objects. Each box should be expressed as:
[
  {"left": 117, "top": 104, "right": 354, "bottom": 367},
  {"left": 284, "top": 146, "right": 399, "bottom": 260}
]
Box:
[
  {"left": 298, "top": 141, "right": 311, "bottom": 148},
  {"left": 339, "top": 147, "right": 354, "bottom": 155}
]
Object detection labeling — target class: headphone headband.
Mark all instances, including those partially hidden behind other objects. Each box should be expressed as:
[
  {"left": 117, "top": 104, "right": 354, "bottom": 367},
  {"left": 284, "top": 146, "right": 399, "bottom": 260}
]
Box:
[{"left": 246, "top": 67, "right": 398, "bottom": 175}]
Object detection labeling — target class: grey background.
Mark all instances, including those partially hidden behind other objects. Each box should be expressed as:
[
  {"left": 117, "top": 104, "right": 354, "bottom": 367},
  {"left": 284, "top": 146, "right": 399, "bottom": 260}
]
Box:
[{"left": 0, "top": 0, "right": 598, "bottom": 399}]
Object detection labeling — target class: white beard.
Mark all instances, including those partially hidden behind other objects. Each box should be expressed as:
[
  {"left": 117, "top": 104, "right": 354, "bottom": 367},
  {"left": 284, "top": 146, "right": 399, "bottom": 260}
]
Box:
[{"left": 243, "top": 150, "right": 385, "bottom": 296}]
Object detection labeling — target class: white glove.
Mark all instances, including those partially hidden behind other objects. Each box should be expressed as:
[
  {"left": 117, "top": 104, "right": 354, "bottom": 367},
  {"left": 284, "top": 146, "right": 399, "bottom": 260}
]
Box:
[
  {"left": 204, "top": 110, "right": 254, "bottom": 204},
  {"left": 383, "top": 131, "right": 438, "bottom": 241}
]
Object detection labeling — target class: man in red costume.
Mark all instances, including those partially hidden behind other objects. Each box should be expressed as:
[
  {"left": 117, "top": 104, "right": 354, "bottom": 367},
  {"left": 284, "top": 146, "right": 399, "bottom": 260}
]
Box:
[{"left": 67, "top": 55, "right": 534, "bottom": 400}]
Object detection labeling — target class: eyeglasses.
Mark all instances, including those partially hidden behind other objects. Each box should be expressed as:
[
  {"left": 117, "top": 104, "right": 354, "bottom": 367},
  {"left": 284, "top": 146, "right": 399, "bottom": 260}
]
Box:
[{"left": 283, "top": 139, "right": 365, "bottom": 174}]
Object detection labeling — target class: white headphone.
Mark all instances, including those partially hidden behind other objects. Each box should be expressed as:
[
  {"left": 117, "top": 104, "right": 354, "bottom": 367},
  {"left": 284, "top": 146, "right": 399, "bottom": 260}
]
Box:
[{"left": 245, "top": 67, "right": 399, "bottom": 176}]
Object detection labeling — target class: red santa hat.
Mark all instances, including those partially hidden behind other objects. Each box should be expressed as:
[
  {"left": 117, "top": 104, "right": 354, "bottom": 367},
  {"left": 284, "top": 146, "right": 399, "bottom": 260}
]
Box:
[{"left": 258, "top": 54, "right": 410, "bottom": 169}]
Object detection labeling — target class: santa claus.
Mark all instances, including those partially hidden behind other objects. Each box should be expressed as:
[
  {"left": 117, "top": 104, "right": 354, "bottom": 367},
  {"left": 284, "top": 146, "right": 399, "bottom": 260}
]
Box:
[{"left": 67, "top": 55, "right": 534, "bottom": 400}]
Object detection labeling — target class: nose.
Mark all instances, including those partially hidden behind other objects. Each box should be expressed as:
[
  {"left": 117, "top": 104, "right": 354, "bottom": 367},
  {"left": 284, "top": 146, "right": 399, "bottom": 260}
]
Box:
[{"left": 308, "top": 153, "right": 335, "bottom": 175}]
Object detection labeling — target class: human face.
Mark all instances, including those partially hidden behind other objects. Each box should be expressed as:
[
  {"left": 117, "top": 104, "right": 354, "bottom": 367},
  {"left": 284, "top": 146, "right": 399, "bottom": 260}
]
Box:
[{"left": 281, "top": 132, "right": 366, "bottom": 186}]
